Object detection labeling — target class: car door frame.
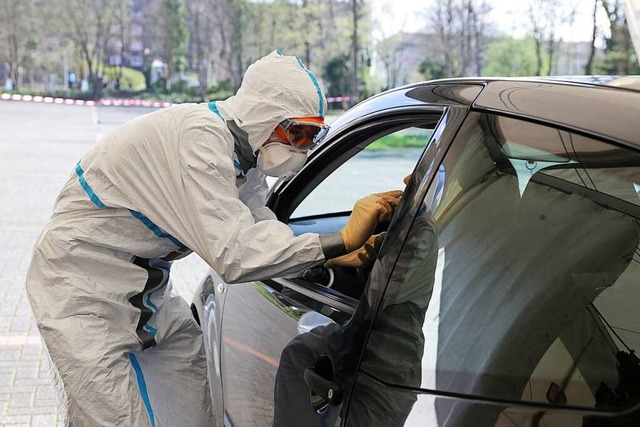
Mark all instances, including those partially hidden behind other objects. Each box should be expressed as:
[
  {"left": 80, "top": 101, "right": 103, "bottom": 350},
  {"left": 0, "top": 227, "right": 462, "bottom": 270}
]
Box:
[
  {"left": 268, "top": 107, "right": 481, "bottom": 425},
  {"left": 210, "top": 84, "right": 485, "bottom": 426},
  {"left": 343, "top": 88, "right": 640, "bottom": 425},
  {"left": 262, "top": 109, "right": 446, "bottom": 317}
]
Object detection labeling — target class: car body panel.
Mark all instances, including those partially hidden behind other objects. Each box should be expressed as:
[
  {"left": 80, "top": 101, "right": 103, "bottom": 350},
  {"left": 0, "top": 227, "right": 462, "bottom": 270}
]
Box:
[
  {"left": 193, "top": 76, "right": 640, "bottom": 426},
  {"left": 215, "top": 104, "right": 470, "bottom": 426},
  {"left": 319, "top": 83, "right": 484, "bottom": 142},
  {"left": 193, "top": 269, "right": 228, "bottom": 427},
  {"left": 347, "top": 108, "right": 640, "bottom": 425},
  {"left": 347, "top": 372, "right": 640, "bottom": 427},
  {"left": 474, "top": 80, "right": 640, "bottom": 148}
]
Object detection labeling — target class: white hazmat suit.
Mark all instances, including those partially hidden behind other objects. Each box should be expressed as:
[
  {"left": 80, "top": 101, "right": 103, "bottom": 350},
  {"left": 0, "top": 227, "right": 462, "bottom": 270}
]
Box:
[{"left": 26, "top": 51, "right": 329, "bottom": 426}]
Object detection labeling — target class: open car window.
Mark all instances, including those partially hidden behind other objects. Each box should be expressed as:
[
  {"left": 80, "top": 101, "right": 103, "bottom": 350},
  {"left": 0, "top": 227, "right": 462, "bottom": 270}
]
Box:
[
  {"left": 291, "top": 126, "right": 435, "bottom": 219},
  {"left": 278, "top": 119, "right": 443, "bottom": 323}
]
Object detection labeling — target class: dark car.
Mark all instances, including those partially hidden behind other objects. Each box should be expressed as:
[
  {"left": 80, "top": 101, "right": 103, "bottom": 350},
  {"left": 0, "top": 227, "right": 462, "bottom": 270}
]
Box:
[{"left": 192, "top": 76, "right": 640, "bottom": 427}]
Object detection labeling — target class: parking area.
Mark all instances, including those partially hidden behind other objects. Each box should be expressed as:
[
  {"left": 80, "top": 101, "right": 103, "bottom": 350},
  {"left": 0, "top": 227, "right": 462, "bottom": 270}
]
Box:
[{"left": 0, "top": 100, "right": 209, "bottom": 425}]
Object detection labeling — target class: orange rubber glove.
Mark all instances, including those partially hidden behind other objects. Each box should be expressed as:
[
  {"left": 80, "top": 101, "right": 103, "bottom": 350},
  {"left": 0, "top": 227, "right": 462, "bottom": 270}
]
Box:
[
  {"left": 325, "top": 232, "right": 386, "bottom": 269},
  {"left": 340, "top": 190, "right": 402, "bottom": 252}
]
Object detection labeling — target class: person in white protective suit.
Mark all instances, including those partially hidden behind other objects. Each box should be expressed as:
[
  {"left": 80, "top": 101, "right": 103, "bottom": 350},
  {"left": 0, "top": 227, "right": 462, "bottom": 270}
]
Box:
[{"left": 26, "top": 50, "right": 402, "bottom": 427}]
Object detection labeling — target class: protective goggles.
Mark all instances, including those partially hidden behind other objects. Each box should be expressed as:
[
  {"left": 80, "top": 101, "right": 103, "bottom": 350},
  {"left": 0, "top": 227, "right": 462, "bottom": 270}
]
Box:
[{"left": 275, "top": 117, "right": 330, "bottom": 149}]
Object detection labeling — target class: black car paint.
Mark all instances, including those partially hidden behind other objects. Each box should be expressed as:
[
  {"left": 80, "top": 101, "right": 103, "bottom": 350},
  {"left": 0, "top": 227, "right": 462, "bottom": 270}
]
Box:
[{"left": 194, "top": 77, "right": 640, "bottom": 427}]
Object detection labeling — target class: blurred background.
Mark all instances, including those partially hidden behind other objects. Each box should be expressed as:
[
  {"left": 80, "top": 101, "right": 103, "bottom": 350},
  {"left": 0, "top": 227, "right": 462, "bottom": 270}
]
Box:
[
  {"left": 1, "top": 1, "right": 640, "bottom": 425},
  {"left": 1, "top": 0, "right": 639, "bottom": 108}
]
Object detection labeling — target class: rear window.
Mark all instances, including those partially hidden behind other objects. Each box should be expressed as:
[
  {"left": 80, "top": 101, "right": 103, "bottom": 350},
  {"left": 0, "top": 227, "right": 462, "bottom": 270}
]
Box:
[{"left": 362, "top": 112, "right": 640, "bottom": 412}]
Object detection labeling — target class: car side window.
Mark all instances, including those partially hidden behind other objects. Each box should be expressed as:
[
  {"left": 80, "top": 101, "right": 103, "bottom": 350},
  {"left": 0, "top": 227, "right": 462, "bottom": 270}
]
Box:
[
  {"left": 361, "top": 112, "right": 640, "bottom": 414},
  {"left": 291, "top": 126, "right": 434, "bottom": 219},
  {"left": 284, "top": 124, "right": 438, "bottom": 314}
]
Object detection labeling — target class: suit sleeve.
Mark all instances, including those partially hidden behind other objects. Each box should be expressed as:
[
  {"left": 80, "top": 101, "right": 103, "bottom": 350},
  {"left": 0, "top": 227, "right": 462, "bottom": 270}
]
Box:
[{"left": 165, "top": 123, "right": 324, "bottom": 283}]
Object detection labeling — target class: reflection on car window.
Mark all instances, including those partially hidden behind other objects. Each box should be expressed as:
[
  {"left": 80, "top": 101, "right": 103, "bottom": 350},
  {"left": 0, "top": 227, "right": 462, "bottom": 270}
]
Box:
[
  {"left": 362, "top": 112, "right": 640, "bottom": 423},
  {"left": 495, "top": 116, "right": 640, "bottom": 205},
  {"left": 291, "top": 127, "right": 434, "bottom": 218}
]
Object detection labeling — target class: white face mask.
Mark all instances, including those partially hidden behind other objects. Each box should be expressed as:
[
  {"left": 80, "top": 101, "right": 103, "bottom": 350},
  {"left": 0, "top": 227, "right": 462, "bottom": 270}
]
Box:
[{"left": 256, "top": 143, "right": 308, "bottom": 178}]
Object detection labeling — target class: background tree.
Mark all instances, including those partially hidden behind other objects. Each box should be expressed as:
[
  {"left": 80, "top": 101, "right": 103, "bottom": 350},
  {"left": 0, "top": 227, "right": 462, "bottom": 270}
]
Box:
[
  {"left": 528, "top": 0, "right": 579, "bottom": 75},
  {"left": 161, "top": 0, "right": 190, "bottom": 90},
  {"left": 206, "top": 0, "right": 250, "bottom": 89},
  {"left": 585, "top": 0, "right": 600, "bottom": 74},
  {"left": 108, "top": 0, "right": 133, "bottom": 90},
  {"left": 0, "top": 0, "right": 41, "bottom": 87},
  {"left": 482, "top": 37, "right": 541, "bottom": 76},
  {"left": 324, "top": 52, "right": 350, "bottom": 97},
  {"left": 4, "top": 0, "right": 639, "bottom": 103},
  {"left": 598, "top": 0, "right": 640, "bottom": 74},
  {"left": 188, "top": 0, "right": 217, "bottom": 100},
  {"left": 351, "top": 0, "right": 360, "bottom": 106},
  {"left": 419, "top": 57, "right": 447, "bottom": 80},
  {"left": 373, "top": 1, "right": 410, "bottom": 90},
  {"left": 49, "top": 0, "right": 119, "bottom": 96},
  {"left": 376, "top": 33, "right": 408, "bottom": 89},
  {"left": 428, "top": 0, "right": 492, "bottom": 77}
]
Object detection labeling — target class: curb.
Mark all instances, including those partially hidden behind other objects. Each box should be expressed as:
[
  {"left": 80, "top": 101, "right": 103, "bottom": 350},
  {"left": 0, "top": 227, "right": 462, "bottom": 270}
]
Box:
[{"left": 1, "top": 93, "right": 173, "bottom": 108}]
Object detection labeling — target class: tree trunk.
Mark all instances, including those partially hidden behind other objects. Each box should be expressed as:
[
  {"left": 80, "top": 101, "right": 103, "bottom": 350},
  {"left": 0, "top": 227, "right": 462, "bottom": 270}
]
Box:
[
  {"left": 585, "top": 0, "right": 598, "bottom": 74},
  {"left": 620, "top": 16, "right": 632, "bottom": 73},
  {"left": 351, "top": 0, "right": 359, "bottom": 107},
  {"left": 7, "top": 1, "right": 20, "bottom": 83},
  {"left": 193, "top": 0, "right": 207, "bottom": 101}
]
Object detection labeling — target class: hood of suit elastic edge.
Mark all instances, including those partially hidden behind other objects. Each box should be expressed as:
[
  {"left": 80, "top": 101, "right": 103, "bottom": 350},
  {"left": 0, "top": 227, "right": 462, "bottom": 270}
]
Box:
[{"left": 216, "top": 50, "right": 328, "bottom": 152}]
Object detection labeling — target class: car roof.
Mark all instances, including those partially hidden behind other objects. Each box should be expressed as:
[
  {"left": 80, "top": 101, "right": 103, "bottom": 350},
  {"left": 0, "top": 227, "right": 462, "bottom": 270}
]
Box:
[
  {"left": 474, "top": 77, "right": 640, "bottom": 149},
  {"left": 406, "top": 75, "right": 640, "bottom": 94},
  {"left": 528, "top": 75, "right": 640, "bottom": 92},
  {"left": 324, "top": 76, "right": 640, "bottom": 151}
]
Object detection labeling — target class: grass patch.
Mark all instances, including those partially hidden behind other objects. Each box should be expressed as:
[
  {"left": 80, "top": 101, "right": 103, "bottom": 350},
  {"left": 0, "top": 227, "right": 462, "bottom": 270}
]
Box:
[
  {"left": 367, "top": 133, "right": 430, "bottom": 151},
  {"left": 103, "top": 66, "right": 146, "bottom": 91}
]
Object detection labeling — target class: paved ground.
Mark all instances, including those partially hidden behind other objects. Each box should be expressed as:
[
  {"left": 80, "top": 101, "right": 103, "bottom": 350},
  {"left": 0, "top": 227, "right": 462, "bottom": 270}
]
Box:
[{"left": 0, "top": 100, "right": 209, "bottom": 425}]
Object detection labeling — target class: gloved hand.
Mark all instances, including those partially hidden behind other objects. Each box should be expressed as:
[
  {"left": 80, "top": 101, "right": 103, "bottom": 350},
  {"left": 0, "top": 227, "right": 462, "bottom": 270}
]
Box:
[
  {"left": 325, "top": 232, "right": 386, "bottom": 269},
  {"left": 341, "top": 190, "right": 402, "bottom": 252}
]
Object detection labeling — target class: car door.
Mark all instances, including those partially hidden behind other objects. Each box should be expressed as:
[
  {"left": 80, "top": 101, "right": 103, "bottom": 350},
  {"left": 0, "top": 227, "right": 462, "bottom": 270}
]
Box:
[
  {"left": 216, "top": 106, "right": 459, "bottom": 427},
  {"left": 345, "top": 110, "right": 640, "bottom": 426}
]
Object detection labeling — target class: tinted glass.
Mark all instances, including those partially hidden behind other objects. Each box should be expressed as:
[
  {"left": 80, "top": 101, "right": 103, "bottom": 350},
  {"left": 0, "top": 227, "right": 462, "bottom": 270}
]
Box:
[{"left": 362, "top": 113, "right": 640, "bottom": 412}]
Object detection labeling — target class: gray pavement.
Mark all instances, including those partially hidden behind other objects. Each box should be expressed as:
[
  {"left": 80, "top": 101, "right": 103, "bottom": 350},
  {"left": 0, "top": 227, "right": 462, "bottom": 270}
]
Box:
[{"left": 0, "top": 100, "right": 209, "bottom": 426}]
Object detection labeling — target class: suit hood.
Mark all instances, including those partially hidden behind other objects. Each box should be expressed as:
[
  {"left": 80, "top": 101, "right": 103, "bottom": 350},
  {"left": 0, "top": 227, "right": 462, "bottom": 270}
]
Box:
[{"left": 216, "top": 50, "right": 328, "bottom": 152}]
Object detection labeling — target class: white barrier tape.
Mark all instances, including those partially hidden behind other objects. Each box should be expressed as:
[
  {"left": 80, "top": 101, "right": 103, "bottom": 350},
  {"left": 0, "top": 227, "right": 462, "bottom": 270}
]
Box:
[
  {"left": 0, "top": 94, "right": 163, "bottom": 107},
  {"left": 326, "top": 96, "right": 357, "bottom": 103},
  {"left": 2, "top": 94, "right": 352, "bottom": 107}
]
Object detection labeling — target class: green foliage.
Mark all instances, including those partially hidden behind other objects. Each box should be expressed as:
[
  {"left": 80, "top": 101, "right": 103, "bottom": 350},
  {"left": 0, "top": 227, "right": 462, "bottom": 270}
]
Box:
[
  {"left": 367, "top": 133, "right": 427, "bottom": 151},
  {"left": 419, "top": 58, "right": 447, "bottom": 80},
  {"left": 482, "top": 38, "right": 541, "bottom": 77},
  {"left": 594, "top": 48, "right": 640, "bottom": 75},
  {"left": 136, "top": 80, "right": 234, "bottom": 103},
  {"left": 163, "top": 0, "right": 190, "bottom": 76},
  {"left": 103, "top": 66, "right": 146, "bottom": 91},
  {"left": 137, "top": 91, "right": 198, "bottom": 103},
  {"left": 207, "top": 80, "right": 235, "bottom": 100},
  {"left": 596, "top": 0, "right": 638, "bottom": 74},
  {"left": 25, "top": 33, "right": 39, "bottom": 52},
  {"left": 324, "top": 53, "right": 350, "bottom": 96}
]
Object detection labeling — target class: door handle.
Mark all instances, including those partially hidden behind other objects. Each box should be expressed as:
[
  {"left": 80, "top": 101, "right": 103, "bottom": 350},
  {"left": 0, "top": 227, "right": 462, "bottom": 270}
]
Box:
[{"left": 304, "top": 355, "right": 343, "bottom": 406}]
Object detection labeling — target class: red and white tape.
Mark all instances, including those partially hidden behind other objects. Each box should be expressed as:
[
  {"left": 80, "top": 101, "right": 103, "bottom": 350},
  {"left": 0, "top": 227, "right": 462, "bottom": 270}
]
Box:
[
  {"left": 326, "top": 96, "right": 357, "bottom": 103},
  {"left": 2, "top": 93, "right": 354, "bottom": 106},
  {"left": 1, "top": 93, "right": 173, "bottom": 108}
]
